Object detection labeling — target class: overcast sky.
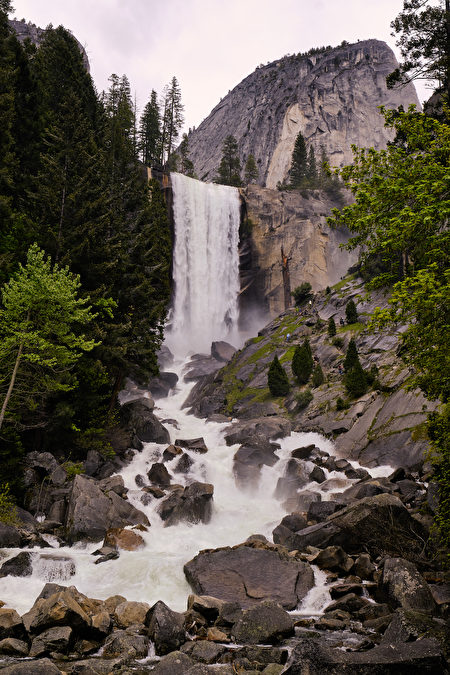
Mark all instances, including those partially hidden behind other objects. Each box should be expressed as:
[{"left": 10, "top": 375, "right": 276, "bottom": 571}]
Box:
[{"left": 10, "top": 0, "right": 429, "bottom": 133}]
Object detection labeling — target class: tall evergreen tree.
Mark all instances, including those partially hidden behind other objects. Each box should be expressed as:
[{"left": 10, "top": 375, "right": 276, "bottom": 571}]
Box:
[
  {"left": 179, "top": 133, "right": 195, "bottom": 176},
  {"left": 307, "top": 146, "right": 318, "bottom": 182},
  {"left": 345, "top": 299, "right": 358, "bottom": 324},
  {"left": 289, "top": 132, "right": 308, "bottom": 187},
  {"left": 268, "top": 355, "right": 290, "bottom": 396},
  {"left": 139, "top": 89, "right": 161, "bottom": 166},
  {"left": 292, "top": 339, "right": 314, "bottom": 384},
  {"left": 160, "top": 76, "right": 184, "bottom": 166},
  {"left": 343, "top": 338, "right": 359, "bottom": 372},
  {"left": 215, "top": 135, "right": 241, "bottom": 186},
  {"left": 244, "top": 154, "right": 258, "bottom": 184}
]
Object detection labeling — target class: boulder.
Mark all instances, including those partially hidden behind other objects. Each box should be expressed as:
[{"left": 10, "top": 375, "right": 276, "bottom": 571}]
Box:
[
  {"left": 150, "top": 650, "right": 195, "bottom": 674},
  {"left": 187, "top": 594, "right": 227, "bottom": 622},
  {"left": 174, "top": 437, "right": 208, "bottom": 454},
  {"left": 114, "top": 600, "right": 150, "bottom": 627},
  {"left": 121, "top": 398, "right": 170, "bottom": 444},
  {"left": 211, "top": 341, "right": 236, "bottom": 362},
  {"left": 233, "top": 438, "right": 280, "bottom": 486},
  {"left": 184, "top": 542, "right": 314, "bottom": 610},
  {"left": 0, "top": 552, "right": 33, "bottom": 578},
  {"left": 0, "top": 523, "right": 22, "bottom": 548},
  {"left": 309, "top": 465, "right": 326, "bottom": 483},
  {"left": 307, "top": 501, "right": 340, "bottom": 522},
  {"left": 382, "top": 608, "right": 450, "bottom": 654},
  {"left": 272, "top": 513, "right": 308, "bottom": 546},
  {"left": 0, "top": 638, "right": 29, "bottom": 656},
  {"left": 29, "top": 625, "right": 72, "bottom": 657},
  {"left": 0, "top": 609, "right": 25, "bottom": 640},
  {"left": 224, "top": 417, "right": 291, "bottom": 446},
  {"left": 184, "top": 355, "right": 223, "bottom": 381},
  {"left": 283, "top": 637, "right": 446, "bottom": 674},
  {"left": 103, "top": 527, "right": 145, "bottom": 551},
  {"left": 64, "top": 474, "right": 149, "bottom": 542},
  {"left": 284, "top": 493, "right": 427, "bottom": 559},
  {"left": 354, "top": 553, "right": 376, "bottom": 580},
  {"left": 0, "top": 658, "right": 63, "bottom": 674},
  {"left": 145, "top": 600, "right": 186, "bottom": 655},
  {"left": 162, "top": 444, "right": 183, "bottom": 462},
  {"left": 382, "top": 558, "right": 436, "bottom": 612},
  {"left": 102, "top": 629, "right": 149, "bottom": 658},
  {"left": 148, "top": 371, "right": 179, "bottom": 398},
  {"left": 311, "top": 546, "right": 353, "bottom": 574},
  {"left": 174, "top": 452, "right": 194, "bottom": 474},
  {"left": 231, "top": 601, "right": 294, "bottom": 644},
  {"left": 148, "top": 462, "right": 172, "bottom": 486},
  {"left": 22, "top": 588, "right": 91, "bottom": 635},
  {"left": 159, "top": 482, "right": 214, "bottom": 526}
]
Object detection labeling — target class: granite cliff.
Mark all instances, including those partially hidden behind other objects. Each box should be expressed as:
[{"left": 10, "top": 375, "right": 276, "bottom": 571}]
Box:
[{"left": 187, "top": 39, "right": 420, "bottom": 187}]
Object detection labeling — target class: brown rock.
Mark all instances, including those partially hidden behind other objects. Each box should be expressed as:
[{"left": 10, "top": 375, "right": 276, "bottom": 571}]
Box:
[{"left": 103, "top": 527, "right": 145, "bottom": 551}]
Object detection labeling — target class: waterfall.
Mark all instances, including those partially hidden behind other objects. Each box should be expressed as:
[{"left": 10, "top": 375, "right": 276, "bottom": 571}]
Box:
[{"left": 167, "top": 173, "right": 241, "bottom": 355}]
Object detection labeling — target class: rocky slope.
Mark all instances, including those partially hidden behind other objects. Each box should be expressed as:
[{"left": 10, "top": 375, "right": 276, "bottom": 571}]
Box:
[
  {"left": 187, "top": 39, "right": 420, "bottom": 187},
  {"left": 240, "top": 185, "right": 357, "bottom": 317}
]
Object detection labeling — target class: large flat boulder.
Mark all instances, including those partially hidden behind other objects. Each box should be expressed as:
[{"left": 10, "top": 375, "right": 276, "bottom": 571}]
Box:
[
  {"left": 184, "top": 542, "right": 314, "bottom": 610},
  {"left": 121, "top": 398, "right": 170, "bottom": 444},
  {"left": 65, "top": 475, "right": 149, "bottom": 542},
  {"left": 224, "top": 417, "right": 291, "bottom": 446},
  {"left": 285, "top": 493, "right": 427, "bottom": 559},
  {"left": 382, "top": 558, "right": 436, "bottom": 612}
]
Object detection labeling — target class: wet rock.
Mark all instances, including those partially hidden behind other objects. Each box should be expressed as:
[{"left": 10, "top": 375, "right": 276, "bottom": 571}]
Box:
[
  {"left": 145, "top": 600, "right": 186, "bottom": 655},
  {"left": 158, "top": 344, "right": 174, "bottom": 369},
  {"left": 94, "top": 550, "right": 120, "bottom": 564},
  {"left": 102, "top": 628, "right": 149, "bottom": 658},
  {"left": 64, "top": 474, "right": 149, "bottom": 542},
  {"left": 309, "top": 465, "right": 326, "bottom": 483},
  {"left": 224, "top": 417, "right": 291, "bottom": 446},
  {"left": 324, "top": 592, "right": 370, "bottom": 615},
  {"left": 0, "top": 523, "right": 22, "bottom": 548},
  {"left": 143, "top": 485, "right": 166, "bottom": 498},
  {"left": 174, "top": 437, "right": 208, "bottom": 453},
  {"left": 174, "top": 452, "right": 194, "bottom": 474},
  {"left": 291, "top": 445, "right": 317, "bottom": 460},
  {"left": 345, "top": 467, "right": 371, "bottom": 480},
  {"left": 272, "top": 513, "right": 308, "bottom": 546},
  {"left": 311, "top": 546, "right": 353, "bottom": 574},
  {"left": 148, "top": 462, "right": 172, "bottom": 487},
  {"left": 330, "top": 583, "right": 365, "bottom": 599},
  {"left": 98, "top": 475, "right": 127, "bottom": 496},
  {"left": 121, "top": 398, "right": 170, "bottom": 444},
  {"left": 22, "top": 588, "right": 91, "bottom": 635},
  {"left": 307, "top": 501, "right": 340, "bottom": 522},
  {"left": 0, "top": 609, "right": 25, "bottom": 640},
  {"left": 162, "top": 444, "right": 183, "bottom": 462},
  {"left": 29, "top": 625, "right": 72, "bottom": 656},
  {"left": 150, "top": 650, "right": 195, "bottom": 674},
  {"left": 159, "top": 482, "right": 214, "bottom": 526},
  {"left": 149, "top": 371, "right": 179, "bottom": 398},
  {"left": 382, "top": 557, "right": 436, "bottom": 612},
  {"left": 233, "top": 438, "right": 280, "bottom": 486},
  {"left": 211, "top": 341, "right": 237, "bottom": 362},
  {"left": 283, "top": 637, "right": 446, "bottom": 674},
  {"left": 184, "top": 542, "right": 314, "bottom": 610},
  {"left": 114, "top": 600, "right": 150, "bottom": 627},
  {"left": 231, "top": 601, "right": 294, "bottom": 644},
  {"left": 0, "top": 637, "right": 29, "bottom": 656},
  {"left": 283, "top": 489, "right": 321, "bottom": 513},
  {"left": 0, "top": 657, "right": 63, "bottom": 673},
  {"left": 0, "top": 551, "right": 33, "bottom": 579},
  {"left": 103, "top": 527, "right": 145, "bottom": 551},
  {"left": 135, "top": 474, "right": 146, "bottom": 487},
  {"left": 354, "top": 553, "right": 376, "bottom": 580}
]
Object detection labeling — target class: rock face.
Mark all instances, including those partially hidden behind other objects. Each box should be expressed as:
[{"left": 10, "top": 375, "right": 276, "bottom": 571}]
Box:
[
  {"left": 184, "top": 542, "right": 314, "bottom": 609},
  {"left": 186, "top": 40, "right": 419, "bottom": 187},
  {"left": 241, "top": 185, "right": 357, "bottom": 316}
]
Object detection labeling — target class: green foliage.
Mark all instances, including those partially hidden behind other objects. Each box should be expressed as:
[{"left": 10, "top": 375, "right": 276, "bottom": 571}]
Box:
[
  {"left": 332, "top": 336, "right": 344, "bottom": 349},
  {"left": 292, "top": 339, "right": 313, "bottom": 384},
  {"left": 215, "top": 135, "right": 242, "bottom": 186},
  {"left": 365, "top": 364, "right": 379, "bottom": 386},
  {"left": 289, "top": 132, "right": 308, "bottom": 187},
  {"left": 62, "top": 460, "right": 84, "bottom": 481},
  {"left": 345, "top": 299, "right": 358, "bottom": 324},
  {"left": 343, "top": 338, "right": 359, "bottom": 372},
  {"left": 344, "top": 359, "right": 368, "bottom": 398},
  {"left": 0, "top": 482, "right": 18, "bottom": 525},
  {"left": 328, "top": 317, "right": 337, "bottom": 337},
  {"left": 312, "top": 364, "right": 325, "bottom": 387},
  {"left": 336, "top": 396, "right": 350, "bottom": 411},
  {"left": 296, "top": 388, "right": 313, "bottom": 409},
  {"left": 179, "top": 133, "right": 195, "bottom": 177},
  {"left": 160, "top": 76, "right": 184, "bottom": 166},
  {"left": 428, "top": 403, "right": 450, "bottom": 566},
  {"left": 244, "top": 154, "right": 258, "bottom": 184},
  {"left": 291, "top": 282, "right": 312, "bottom": 306},
  {"left": 139, "top": 89, "right": 161, "bottom": 166},
  {"left": 268, "top": 355, "right": 290, "bottom": 396}
]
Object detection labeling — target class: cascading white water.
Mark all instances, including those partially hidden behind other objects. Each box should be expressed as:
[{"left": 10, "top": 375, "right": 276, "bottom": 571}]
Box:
[{"left": 166, "top": 173, "right": 241, "bottom": 355}]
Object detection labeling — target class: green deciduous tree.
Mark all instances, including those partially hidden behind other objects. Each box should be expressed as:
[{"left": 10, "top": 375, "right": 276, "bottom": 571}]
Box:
[
  {"left": 292, "top": 339, "right": 313, "bottom": 385},
  {"left": 215, "top": 135, "right": 241, "bottom": 186},
  {"left": 0, "top": 244, "right": 97, "bottom": 431},
  {"left": 268, "top": 355, "right": 290, "bottom": 396},
  {"left": 291, "top": 282, "right": 312, "bottom": 306}
]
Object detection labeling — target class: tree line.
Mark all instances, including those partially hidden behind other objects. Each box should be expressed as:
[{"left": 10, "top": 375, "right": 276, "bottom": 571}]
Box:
[{"left": 0, "top": 3, "right": 172, "bottom": 493}]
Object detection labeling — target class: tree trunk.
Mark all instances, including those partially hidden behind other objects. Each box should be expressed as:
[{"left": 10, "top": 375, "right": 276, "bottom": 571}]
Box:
[
  {"left": 0, "top": 341, "right": 24, "bottom": 431},
  {"left": 446, "top": 0, "right": 450, "bottom": 102}
]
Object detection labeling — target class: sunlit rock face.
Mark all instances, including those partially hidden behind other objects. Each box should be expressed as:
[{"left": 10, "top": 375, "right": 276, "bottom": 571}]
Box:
[{"left": 187, "top": 39, "right": 420, "bottom": 187}]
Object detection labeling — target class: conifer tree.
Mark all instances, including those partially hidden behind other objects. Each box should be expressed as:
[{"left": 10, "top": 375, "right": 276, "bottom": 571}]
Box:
[
  {"left": 307, "top": 146, "right": 318, "bottom": 182},
  {"left": 244, "top": 154, "right": 258, "bottom": 184},
  {"left": 312, "top": 363, "right": 325, "bottom": 387},
  {"left": 268, "top": 355, "right": 290, "bottom": 396},
  {"left": 179, "top": 133, "right": 195, "bottom": 176},
  {"left": 344, "top": 359, "right": 368, "bottom": 398},
  {"left": 292, "top": 339, "right": 313, "bottom": 384},
  {"left": 160, "top": 76, "right": 184, "bottom": 166},
  {"left": 215, "top": 135, "right": 241, "bottom": 186},
  {"left": 345, "top": 299, "right": 358, "bottom": 324},
  {"left": 343, "top": 337, "right": 359, "bottom": 372},
  {"left": 139, "top": 89, "right": 161, "bottom": 166},
  {"left": 328, "top": 316, "right": 337, "bottom": 337},
  {"left": 289, "top": 132, "right": 308, "bottom": 188}
]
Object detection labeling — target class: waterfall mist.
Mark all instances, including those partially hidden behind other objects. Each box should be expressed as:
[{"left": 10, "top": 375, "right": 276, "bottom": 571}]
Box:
[{"left": 166, "top": 173, "right": 241, "bottom": 356}]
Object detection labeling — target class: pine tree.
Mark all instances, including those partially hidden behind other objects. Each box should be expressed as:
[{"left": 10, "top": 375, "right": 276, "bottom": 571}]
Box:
[
  {"left": 292, "top": 339, "right": 313, "bottom": 384},
  {"left": 343, "top": 338, "right": 359, "bottom": 372},
  {"left": 244, "top": 154, "right": 258, "bottom": 184},
  {"left": 344, "top": 359, "right": 368, "bottom": 398},
  {"left": 307, "top": 146, "right": 318, "bottom": 183},
  {"left": 179, "top": 133, "right": 195, "bottom": 176},
  {"left": 289, "top": 132, "right": 308, "bottom": 188},
  {"left": 328, "top": 317, "right": 337, "bottom": 337},
  {"left": 312, "top": 363, "right": 325, "bottom": 387},
  {"left": 268, "top": 355, "right": 290, "bottom": 396},
  {"left": 161, "top": 76, "right": 184, "bottom": 167},
  {"left": 139, "top": 89, "right": 161, "bottom": 166},
  {"left": 345, "top": 299, "right": 358, "bottom": 324},
  {"left": 215, "top": 135, "right": 241, "bottom": 186}
]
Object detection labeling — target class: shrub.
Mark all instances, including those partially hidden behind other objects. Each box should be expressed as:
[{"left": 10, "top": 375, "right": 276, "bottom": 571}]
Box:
[
  {"left": 332, "top": 336, "right": 344, "bottom": 349},
  {"left": 345, "top": 299, "right": 358, "bottom": 324},
  {"left": 312, "top": 364, "right": 325, "bottom": 387},
  {"left": 344, "top": 360, "right": 368, "bottom": 398},
  {"left": 328, "top": 317, "right": 337, "bottom": 337},
  {"left": 365, "top": 364, "right": 379, "bottom": 386},
  {"left": 343, "top": 337, "right": 359, "bottom": 372},
  {"left": 63, "top": 461, "right": 84, "bottom": 481},
  {"left": 268, "top": 355, "right": 290, "bottom": 396},
  {"left": 0, "top": 484, "right": 18, "bottom": 525},
  {"left": 336, "top": 396, "right": 350, "bottom": 411},
  {"left": 296, "top": 388, "right": 313, "bottom": 409},
  {"left": 326, "top": 286, "right": 331, "bottom": 294},
  {"left": 291, "top": 282, "right": 312, "bottom": 306},
  {"left": 292, "top": 339, "right": 313, "bottom": 384}
]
